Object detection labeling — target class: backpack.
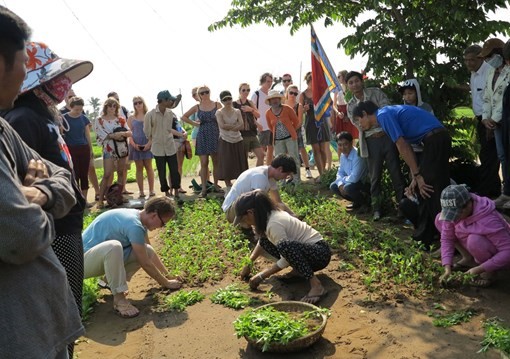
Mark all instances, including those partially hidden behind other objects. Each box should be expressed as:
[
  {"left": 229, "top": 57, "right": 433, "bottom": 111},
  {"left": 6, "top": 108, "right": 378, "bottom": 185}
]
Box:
[
  {"left": 105, "top": 183, "right": 124, "bottom": 207},
  {"left": 112, "top": 126, "right": 129, "bottom": 158}
]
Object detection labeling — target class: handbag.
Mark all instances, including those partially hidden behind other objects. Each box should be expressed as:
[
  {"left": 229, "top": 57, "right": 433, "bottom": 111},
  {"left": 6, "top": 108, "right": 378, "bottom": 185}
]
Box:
[
  {"left": 182, "top": 139, "right": 193, "bottom": 159},
  {"left": 112, "top": 126, "right": 129, "bottom": 158}
]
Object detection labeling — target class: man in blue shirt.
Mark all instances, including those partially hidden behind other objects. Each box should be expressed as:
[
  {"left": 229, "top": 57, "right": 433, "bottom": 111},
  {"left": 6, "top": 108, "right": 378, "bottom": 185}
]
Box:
[
  {"left": 353, "top": 101, "right": 451, "bottom": 248},
  {"left": 83, "top": 196, "right": 182, "bottom": 318},
  {"left": 330, "top": 131, "right": 369, "bottom": 210}
]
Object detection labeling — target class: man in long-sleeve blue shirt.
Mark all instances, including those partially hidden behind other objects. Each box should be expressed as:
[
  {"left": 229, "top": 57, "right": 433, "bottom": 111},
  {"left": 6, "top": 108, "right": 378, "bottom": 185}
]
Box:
[{"left": 330, "top": 131, "right": 369, "bottom": 209}]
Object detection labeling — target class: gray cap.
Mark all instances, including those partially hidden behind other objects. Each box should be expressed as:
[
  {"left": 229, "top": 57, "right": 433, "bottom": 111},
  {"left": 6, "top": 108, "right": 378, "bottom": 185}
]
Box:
[{"left": 439, "top": 185, "right": 471, "bottom": 222}]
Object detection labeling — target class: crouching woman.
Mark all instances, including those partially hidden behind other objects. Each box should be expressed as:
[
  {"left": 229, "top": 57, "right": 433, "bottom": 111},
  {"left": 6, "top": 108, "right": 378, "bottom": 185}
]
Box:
[
  {"left": 234, "top": 190, "right": 331, "bottom": 304},
  {"left": 436, "top": 185, "right": 510, "bottom": 287}
]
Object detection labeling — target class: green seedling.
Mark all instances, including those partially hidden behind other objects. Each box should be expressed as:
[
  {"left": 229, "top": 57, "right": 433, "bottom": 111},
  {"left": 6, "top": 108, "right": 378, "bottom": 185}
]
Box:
[
  {"left": 211, "top": 284, "right": 252, "bottom": 309},
  {"left": 427, "top": 308, "right": 477, "bottom": 327},
  {"left": 479, "top": 317, "right": 510, "bottom": 355},
  {"left": 162, "top": 289, "right": 205, "bottom": 312},
  {"left": 81, "top": 277, "right": 101, "bottom": 322}
]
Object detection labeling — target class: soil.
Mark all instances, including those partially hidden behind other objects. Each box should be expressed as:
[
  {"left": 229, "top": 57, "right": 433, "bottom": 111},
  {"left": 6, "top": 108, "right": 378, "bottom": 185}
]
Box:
[{"left": 76, "top": 164, "right": 510, "bottom": 359}]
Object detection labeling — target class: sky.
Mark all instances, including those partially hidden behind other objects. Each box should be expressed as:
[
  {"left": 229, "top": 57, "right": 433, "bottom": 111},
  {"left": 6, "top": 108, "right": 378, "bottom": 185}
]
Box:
[
  {"left": 6, "top": 0, "right": 366, "bottom": 115},
  {"left": 5, "top": 1, "right": 510, "bottom": 116}
]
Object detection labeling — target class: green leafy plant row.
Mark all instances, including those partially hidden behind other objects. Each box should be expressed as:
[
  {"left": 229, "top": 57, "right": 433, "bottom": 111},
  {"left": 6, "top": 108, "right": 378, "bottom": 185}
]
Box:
[
  {"left": 280, "top": 188, "right": 441, "bottom": 293},
  {"left": 160, "top": 199, "right": 250, "bottom": 284}
]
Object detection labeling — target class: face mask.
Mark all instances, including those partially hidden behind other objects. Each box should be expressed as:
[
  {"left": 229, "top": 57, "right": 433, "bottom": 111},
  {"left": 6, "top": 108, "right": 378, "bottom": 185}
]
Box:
[{"left": 486, "top": 54, "right": 503, "bottom": 68}]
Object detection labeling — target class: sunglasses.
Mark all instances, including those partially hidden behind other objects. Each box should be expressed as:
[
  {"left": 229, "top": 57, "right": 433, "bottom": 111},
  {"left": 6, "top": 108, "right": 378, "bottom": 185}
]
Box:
[
  {"left": 133, "top": 101, "right": 143, "bottom": 105},
  {"left": 199, "top": 90, "right": 210, "bottom": 95},
  {"left": 156, "top": 211, "right": 167, "bottom": 227},
  {"left": 221, "top": 97, "right": 232, "bottom": 102},
  {"left": 289, "top": 91, "right": 299, "bottom": 96},
  {"left": 107, "top": 104, "right": 117, "bottom": 108},
  {"left": 282, "top": 79, "right": 292, "bottom": 83},
  {"left": 241, "top": 89, "right": 250, "bottom": 93}
]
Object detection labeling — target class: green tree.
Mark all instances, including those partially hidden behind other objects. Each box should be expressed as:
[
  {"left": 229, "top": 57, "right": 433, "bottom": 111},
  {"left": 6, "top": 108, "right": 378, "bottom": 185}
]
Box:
[
  {"left": 211, "top": 0, "right": 510, "bottom": 161},
  {"left": 209, "top": 0, "right": 510, "bottom": 121},
  {"left": 87, "top": 96, "right": 101, "bottom": 124}
]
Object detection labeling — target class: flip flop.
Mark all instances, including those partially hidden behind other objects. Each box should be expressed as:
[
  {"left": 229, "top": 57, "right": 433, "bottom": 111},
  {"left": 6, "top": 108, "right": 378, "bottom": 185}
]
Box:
[
  {"left": 469, "top": 276, "right": 493, "bottom": 288},
  {"left": 98, "top": 279, "right": 111, "bottom": 291},
  {"left": 300, "top": 289, "right": 328, "bottom": 305},
  {"left": 113, "top": 302, "right": 139, "bottom": 318}
]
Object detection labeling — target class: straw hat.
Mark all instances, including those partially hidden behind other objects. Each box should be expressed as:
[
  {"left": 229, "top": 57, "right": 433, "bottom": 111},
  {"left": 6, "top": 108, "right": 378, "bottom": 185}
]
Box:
[{"left": 265, "top": 90, "right": 284, "bottom": 105}]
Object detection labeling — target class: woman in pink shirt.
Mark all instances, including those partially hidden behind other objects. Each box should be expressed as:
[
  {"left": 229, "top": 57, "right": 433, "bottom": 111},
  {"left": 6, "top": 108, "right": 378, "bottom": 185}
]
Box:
[{"left": 436, "top": 185, "right": 510, "bottom": 287}]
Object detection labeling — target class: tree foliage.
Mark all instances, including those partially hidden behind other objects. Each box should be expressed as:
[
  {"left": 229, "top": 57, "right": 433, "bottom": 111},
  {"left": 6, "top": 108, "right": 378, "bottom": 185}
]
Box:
[
  {"left": 86, "top": 96, "right": 101, "bottom": 123},
  {"left": 210, "top": 0, "right": 510, "bottom": 120}
]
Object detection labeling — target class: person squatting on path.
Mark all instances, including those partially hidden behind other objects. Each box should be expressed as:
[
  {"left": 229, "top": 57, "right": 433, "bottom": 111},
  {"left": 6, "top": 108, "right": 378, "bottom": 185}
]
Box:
[
  {"left": 222, "top": 154, "right": 297, "bottom": 224},
  {"left": 329, "top": 131, "right": 369, "bottom": 210},
  {"left": 436, "top": 185, "right": 510, "bottom": 287},
  {"left": 0, "top": 6, "right": 84, "bottom": 358},
  {"left": 234, "top": 190, "right": 331, "bottom": 305},
  {"left": 82, "top": 196, "right": 182, "bottom": 318}
]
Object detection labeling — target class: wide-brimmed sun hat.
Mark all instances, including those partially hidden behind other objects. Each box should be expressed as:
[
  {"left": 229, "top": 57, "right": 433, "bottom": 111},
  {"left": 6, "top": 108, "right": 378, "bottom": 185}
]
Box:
[
  {"left": 265, "top": 90, "right": 285, "bottom": 105},
  {"left": 20, "top": 42, "right": 93, "bottom": 94}
]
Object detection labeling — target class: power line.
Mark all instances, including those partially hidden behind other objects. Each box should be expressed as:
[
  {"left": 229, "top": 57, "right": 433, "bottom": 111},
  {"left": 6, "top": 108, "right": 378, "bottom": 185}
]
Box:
[{"left": 60, "top": 0, "right": 142, "bottom": 93}]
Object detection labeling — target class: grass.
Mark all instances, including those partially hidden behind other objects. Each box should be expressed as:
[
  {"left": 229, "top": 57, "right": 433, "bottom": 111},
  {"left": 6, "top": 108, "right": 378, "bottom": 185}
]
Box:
[{"left": 90, "top": 130, "right": 200, "bottom": 183}]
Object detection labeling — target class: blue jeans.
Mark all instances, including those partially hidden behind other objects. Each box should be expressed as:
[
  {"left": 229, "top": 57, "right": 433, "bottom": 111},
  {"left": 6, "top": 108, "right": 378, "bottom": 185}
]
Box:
[{"left": 330, "top": 181, "right": 368, "bottom": 205}]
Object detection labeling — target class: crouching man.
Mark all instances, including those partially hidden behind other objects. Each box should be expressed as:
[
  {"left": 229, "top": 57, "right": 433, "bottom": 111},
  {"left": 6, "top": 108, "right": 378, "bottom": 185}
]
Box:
[
  {"left": 83, "top": 196, "right": 182, "bottom": 318},
  {"left": 329, "top": 131, "right": 369, "bottom": 210},
  {"left": 436, "top": 185, "right": 510, "bottom": 287}
]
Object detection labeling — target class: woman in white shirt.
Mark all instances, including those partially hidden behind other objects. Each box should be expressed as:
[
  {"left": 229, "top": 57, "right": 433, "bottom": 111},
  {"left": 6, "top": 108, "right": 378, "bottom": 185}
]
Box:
[{"left": 234, "top": 190, "right": 331, "bottom": 304}]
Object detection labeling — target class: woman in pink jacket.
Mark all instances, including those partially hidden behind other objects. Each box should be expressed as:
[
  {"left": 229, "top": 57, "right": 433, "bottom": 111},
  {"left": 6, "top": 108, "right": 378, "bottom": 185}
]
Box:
[{"left": 435, "top": 185, "right": 510, "bottom": 287}]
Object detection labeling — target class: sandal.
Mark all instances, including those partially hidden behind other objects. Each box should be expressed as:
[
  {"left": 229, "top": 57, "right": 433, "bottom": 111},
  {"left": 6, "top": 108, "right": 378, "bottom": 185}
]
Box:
[
  {"left": 198, "top": 191, "right": 208, "bottom": 199},
  {"left": 300, "top": 288, "right": 328, "bottom": 305},
  {"left": 178, "top": 188, "right": 187, "bottom": 194},
  {"left": 94, "top": 194, "right": 99, "bottom": 201},
  {"left": 138, "top": 193, "right": 146, "bottom": 199},
  {"left": 469, "top": 276, "right": 494, "bottom": 288},
  {"left": 212, "top": 186, "right": 224, "bottom": 194},
  {"left": 148, "top": 192, "right": 156, "bottom": 197},
  {"left": 113, "top": 302, "right": 139, "bottom": 318},
  {"left": 122, "top": 190, "right": 134, "bottom": 195}
]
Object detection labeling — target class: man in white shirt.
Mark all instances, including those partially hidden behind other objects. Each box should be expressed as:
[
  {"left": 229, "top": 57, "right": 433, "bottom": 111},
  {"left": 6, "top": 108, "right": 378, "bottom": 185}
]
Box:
[
  {"left": 252, "top": 73, "right": 274, "bottom": 165},
  {"left": 222, "top": 154, "right": 297, "bottom": 223},
  {"left": 463, "top": 44, "right": 500, "bottom": 199},
  {"left": 330, "top": 131, "right": 369, "bottom": 210}
]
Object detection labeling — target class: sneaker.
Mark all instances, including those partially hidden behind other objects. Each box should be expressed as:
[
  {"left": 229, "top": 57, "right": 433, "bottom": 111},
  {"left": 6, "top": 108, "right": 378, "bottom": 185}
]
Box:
[
  {"left": 373, "top": 211, "right": 381, "bottom": 221},
  {"left": 494, "top": 194, "right": 510, "bottom": 208},
  {"left": 305, "top": 169, "right": 313, "bottom": 179}
]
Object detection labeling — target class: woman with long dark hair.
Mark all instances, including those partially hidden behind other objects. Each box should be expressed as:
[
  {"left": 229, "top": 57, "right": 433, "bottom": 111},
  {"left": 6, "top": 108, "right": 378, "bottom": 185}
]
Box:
[{"left": 234, "top": 190, "right": 331, "bottom": 304}]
